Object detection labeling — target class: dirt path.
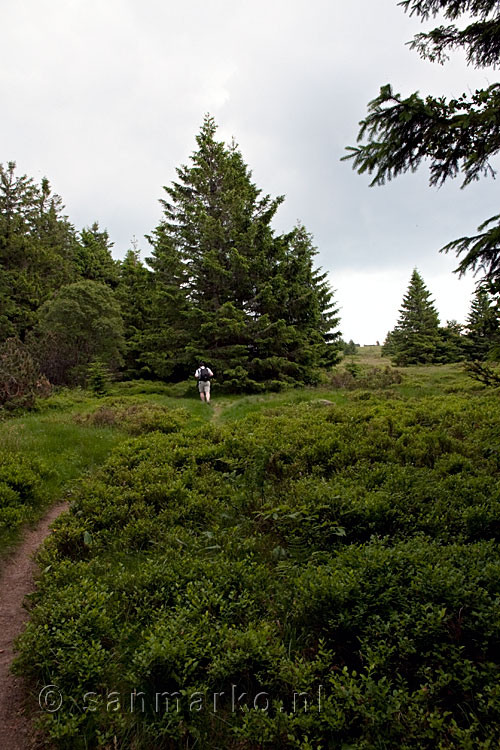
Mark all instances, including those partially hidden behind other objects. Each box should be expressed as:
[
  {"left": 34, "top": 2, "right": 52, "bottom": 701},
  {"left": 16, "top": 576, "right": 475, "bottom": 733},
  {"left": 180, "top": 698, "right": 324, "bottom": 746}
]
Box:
[{"left": 0, "top": 501, "right": 68, "bottom": 750}]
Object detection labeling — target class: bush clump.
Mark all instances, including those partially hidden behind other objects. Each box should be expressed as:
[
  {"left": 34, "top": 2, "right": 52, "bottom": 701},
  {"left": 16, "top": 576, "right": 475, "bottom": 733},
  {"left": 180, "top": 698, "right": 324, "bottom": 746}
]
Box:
[
  {"left": 0, "top": 338, "right": 51, "bottom": 411},
  {"left": 328, "top": 363, "right": 403, "bottom": 390},
  {"left": 0, "top": 454, "right": 52, "bottom": 542},
  {"left": 16, "top": 391, "right": 500, "bottom": 749},
  {"left": 75, "top": 400, "right": 194, "bottom": 435}
]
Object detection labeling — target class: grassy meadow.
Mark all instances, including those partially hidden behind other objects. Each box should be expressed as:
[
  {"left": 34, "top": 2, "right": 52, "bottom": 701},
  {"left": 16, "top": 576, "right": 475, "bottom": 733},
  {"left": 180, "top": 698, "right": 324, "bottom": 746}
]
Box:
[{"left": 2, "top": 349, "right": 500, "bottom": 748}]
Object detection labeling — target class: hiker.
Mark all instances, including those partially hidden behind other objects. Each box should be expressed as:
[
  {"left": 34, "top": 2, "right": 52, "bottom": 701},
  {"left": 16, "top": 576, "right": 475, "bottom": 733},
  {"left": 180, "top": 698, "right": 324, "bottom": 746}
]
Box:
[{"left": 195, "top": 363, "right": 214, "bottom": 403}]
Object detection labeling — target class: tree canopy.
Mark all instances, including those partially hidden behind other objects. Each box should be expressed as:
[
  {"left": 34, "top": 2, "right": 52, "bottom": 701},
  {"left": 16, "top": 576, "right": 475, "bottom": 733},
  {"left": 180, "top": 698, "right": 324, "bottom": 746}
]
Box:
[{"left": 34, "top": 280, "right": 125, "bottom": 385}]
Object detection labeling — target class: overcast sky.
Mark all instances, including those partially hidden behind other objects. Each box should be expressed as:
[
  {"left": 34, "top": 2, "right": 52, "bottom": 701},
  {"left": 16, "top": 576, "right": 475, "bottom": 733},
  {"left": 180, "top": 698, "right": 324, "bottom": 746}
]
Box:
[{"left": 2, "top": 0, "right": 498, "bottom": 343}]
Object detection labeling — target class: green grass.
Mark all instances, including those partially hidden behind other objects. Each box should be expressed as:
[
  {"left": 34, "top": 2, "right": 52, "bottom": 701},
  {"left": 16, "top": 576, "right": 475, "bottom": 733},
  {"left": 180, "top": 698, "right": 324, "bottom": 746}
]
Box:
[
  {"left": 0, "top": 358, "right": 491, "bottom": 562},
  {"left": 12, "top": 364, "right": 500, "bottom": 750},
  {"left": 212, "top": 388, "right": 349, "bottom": 423},
  {"left": 0, "top": 410, "right": 126, "bottom": 557},
  {"left": 0, "top": 383, "right": 216, "bottom": 559},
  {"left": 341, "top": 346, "right": 486, "bottom": 398}
]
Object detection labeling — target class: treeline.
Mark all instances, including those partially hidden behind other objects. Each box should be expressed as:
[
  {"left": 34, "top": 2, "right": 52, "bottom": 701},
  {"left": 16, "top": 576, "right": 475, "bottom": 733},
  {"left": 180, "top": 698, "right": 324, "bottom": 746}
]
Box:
[
  {"left": 383, "top": 269, "right": 500, "bottom": 366},
  {"left": 0, "top": 116, "right": 341, "bottom": 397}
]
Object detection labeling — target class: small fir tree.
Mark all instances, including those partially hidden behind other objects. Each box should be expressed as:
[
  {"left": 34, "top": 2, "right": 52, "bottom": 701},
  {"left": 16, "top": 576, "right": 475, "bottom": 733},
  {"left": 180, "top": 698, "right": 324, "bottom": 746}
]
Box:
[
  {"left": 464, "top": 287, "right": 500, "bottom": 361},
  {"left": 343, "top": 339, "right": 358, "bottom": 356},
  {"left": 388, "top": 269, "right": 442, "bottom": 365},
  {"left": 86, "top": 358, "right": 110, "bottom": 396},
  {"left": 436, "top": 320, "right": 466, "bottom": 363},
  {"left": 75, "top": 222, "right": 119, "bottom": 286}
]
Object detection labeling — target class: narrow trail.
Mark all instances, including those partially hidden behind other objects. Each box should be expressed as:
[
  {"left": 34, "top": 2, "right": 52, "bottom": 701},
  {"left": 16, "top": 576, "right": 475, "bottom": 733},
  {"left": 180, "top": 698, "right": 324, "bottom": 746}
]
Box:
[
  {"left": 0, "top": 500, "right": 69, "bottom": 750},
  {"left": 0, "top": 398, "right": 227, "bottom": 748},
  {"left": 210, "top": 398, "right": 235, "bottom": 423},
  {"left": 210, "top": 401, "right": 225, "bottom": 421}
]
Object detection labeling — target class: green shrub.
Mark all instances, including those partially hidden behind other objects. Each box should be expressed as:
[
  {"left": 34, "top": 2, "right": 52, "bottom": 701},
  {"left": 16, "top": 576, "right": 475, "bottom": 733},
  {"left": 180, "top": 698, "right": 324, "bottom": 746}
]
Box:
[
  {"left": 0, "top": 454, "right": 51, "bottom": 540},
  {"left": 0, "top": 337, "right": 51, "bottom": 411},
  {"left": 75, "top": 400, "right": 195, "bottom": 435},
  {"left": 15, "top": 391, "right": 500, "bottom": 749},
  {"left": 328, "top": 363, "right": 403, "bottom": 390},
  {"left": 86, "top": 358, "right": 111, "bottom": 396}
]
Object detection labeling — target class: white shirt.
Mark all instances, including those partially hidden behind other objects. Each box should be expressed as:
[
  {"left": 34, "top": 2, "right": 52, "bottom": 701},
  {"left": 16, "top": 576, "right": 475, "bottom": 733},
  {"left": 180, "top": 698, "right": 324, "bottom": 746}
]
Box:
[{"left": 195, "top": 366, "right": 213, "bottom": 380}]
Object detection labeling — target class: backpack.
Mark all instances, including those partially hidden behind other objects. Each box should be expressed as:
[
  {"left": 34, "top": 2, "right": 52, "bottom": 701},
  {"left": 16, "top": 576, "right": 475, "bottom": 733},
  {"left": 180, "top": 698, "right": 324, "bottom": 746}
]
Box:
[{"left": 199, "top": 366, "right": 211, "bottom": 381}]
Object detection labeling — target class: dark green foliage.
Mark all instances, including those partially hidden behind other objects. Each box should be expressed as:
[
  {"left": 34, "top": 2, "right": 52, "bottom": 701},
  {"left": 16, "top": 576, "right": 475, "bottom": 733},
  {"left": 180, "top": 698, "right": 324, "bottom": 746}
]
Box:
[
  {"left": 16, "top": 391, "right": 500, "bottom": 749},
  {"left": 74, "top": 222, "right": 119, "bottom": 286},
  {"left": 0, "top": 162, "right": 78, "bottom": 342},
  {"left": 34, "top": 280, "right": 125, "bottom": 385},
  {"left": 115, "top": 247, "right": 155, "bottom": 379},
  {"left": 86, "top": 359, "right": 111, "bottom": 396},
  {"left": 344, "top": 82, "right": 500, "bottom": 189},
  {"left": 344, "top": 1, "right": 500, "bottom": 296},
  {"left": 437, "top": 319, "right": 466, "bottom": 362},
  {"left": 145, "top": 116, "right": 341, "bottom": 390},
  {"left": 385, "top": 269, "right": 455, "bottom": 365},
  {"left": 0, "top": 453, "right": 51, "bottom": 543},
  {"left": 0, "top": 337, "right": 50, "bottom": 410},
  {"left": 464, "top": 286, "right": 500, "bottom": 360},
  {"left": 381, "top": 328, "right": 398, "bottom": 358}
]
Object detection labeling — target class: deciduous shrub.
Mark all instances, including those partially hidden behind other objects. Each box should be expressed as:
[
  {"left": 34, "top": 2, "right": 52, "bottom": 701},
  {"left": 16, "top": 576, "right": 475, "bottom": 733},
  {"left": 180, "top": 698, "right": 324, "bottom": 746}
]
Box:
[
  {"left": 75, "top": 400, "right": 194, "bottom": 435},
  {"left": 15, "top": 392, "right": 500, "bottom": 749},
  {"left": 328, "top": 363, "right": 403, "bottom": 390},
  {"left": 0, "top": 453, "right": 51, "bottom": 540}
]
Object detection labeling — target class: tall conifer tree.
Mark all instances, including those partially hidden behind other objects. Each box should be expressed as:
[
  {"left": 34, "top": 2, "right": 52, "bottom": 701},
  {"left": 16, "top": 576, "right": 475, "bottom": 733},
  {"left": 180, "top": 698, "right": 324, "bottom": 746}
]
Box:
[
  {"left": 116, "top": 245, "right": 155, "bottom": 378},
  {"left": 0, "top": 162, "right": 77, "bottom": 341},
  {"left": 146, "top": 116, "right": 340, "bottom": 390},
  {"left": 464, "top": 287, "right": 500, "bottom": 360}
]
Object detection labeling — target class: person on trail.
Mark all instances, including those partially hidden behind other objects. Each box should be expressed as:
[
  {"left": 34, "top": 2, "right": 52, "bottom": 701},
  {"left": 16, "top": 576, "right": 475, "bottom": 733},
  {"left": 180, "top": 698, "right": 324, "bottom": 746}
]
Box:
[{"left": 195, "top": 363, "right": 213, "bottom": 403}]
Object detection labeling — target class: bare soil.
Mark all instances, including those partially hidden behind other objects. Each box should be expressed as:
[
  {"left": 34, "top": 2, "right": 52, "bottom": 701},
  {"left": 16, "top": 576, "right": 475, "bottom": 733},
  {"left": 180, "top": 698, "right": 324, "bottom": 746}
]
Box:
[{"left": 0, "top": 501, "right": 68, "bottom": 750}]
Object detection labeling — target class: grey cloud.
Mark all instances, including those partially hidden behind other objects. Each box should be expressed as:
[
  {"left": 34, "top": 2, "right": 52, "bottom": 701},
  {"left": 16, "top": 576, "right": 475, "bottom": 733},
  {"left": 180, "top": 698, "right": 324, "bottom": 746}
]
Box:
[{"left": 1, "top": 0, "right": 497, "bottom": 338}]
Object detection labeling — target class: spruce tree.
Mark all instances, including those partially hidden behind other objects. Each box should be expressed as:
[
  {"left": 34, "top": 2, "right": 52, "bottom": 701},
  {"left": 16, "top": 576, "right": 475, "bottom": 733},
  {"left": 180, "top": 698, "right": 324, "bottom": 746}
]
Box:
[
  {"left": 344, "top": 0, "right": 500, "bottom": 298},
  {"left": 0, "top": 162, "right": 77, "bottom": 341},
  {"left": 146, "top": 116, "right": 340, "bottom": 390},
  {"left": 144, "top": 216, "right": 194, "bottom": 380},
  {"left": 389, "top": 269, "right": 442, "bottom": 365},
  {"left": 75, "top": 222, "right": 119, "bottom": 286},
  {"left": 464, "top": 287, "right": 500, "bottom": 360},
  {"left": 116, "top": 245, "right": 155, "bottom": 378},
  {"left": 436, "top": 319, "right": 466, "bottom": 363},
  {"left": 260, "top": 224, "right": 341, "bottom": 372}
]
